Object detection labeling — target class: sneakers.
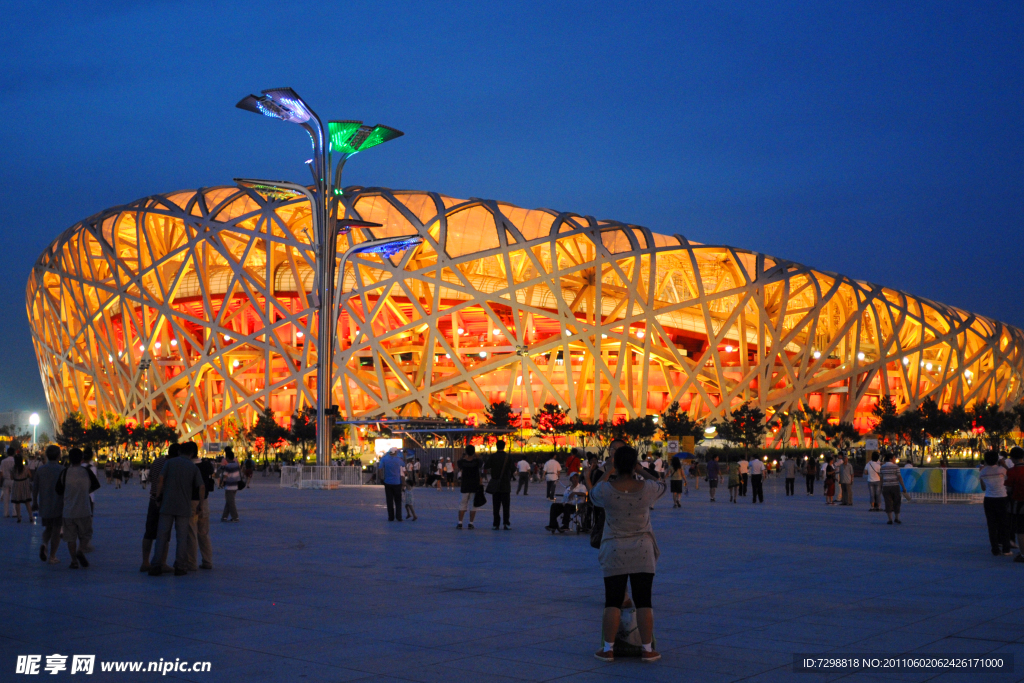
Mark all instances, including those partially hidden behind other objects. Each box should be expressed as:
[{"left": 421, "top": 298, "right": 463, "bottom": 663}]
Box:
[
  {"left": 545, "top": 525, "right": 557, "bottom": 532},
  {"left": 468, "top": 523, "right": 475, "bottom": 529},
  {"left": 492, "top": 525, "right": 499, "bottom": 530},
  {"left": 641, "top": 650, "right": 661, "bottom": 662},
  {"left": 455, "top": 523, "right": 463, "bottom": 530},
  {"left": 594, "top": 650, "right": 614, "bottom": 662},
  {"left": 503, "top": 524, "right": 511, "bottom": 530}
]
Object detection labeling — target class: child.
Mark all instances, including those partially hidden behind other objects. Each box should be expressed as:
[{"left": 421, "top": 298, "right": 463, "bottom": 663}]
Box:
[{"left": 403, "top": 482, "right": 417, "bottom": 521}]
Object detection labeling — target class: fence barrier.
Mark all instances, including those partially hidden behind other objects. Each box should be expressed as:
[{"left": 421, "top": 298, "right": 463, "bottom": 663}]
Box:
[
  {"left": 901, "top": 468, "right": 983, "bottom": 504},
  {"left": 280, "top": 465, "right": 364, "bottom": 489}
]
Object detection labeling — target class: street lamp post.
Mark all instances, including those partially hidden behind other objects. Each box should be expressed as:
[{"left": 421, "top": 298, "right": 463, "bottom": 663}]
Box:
[
  {"left": 29, "top": 413, "right": 39, "bottom": 446},
  {"left": 236, "top": 88, "right": 411, "bottom": 467}
]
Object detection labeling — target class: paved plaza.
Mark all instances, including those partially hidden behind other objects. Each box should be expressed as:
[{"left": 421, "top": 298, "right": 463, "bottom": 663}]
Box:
[{"left": 1, "top": 472, "right": 1022, "bottom": 683}]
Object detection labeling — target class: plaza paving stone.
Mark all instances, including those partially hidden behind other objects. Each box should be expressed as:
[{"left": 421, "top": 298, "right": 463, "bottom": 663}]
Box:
[{"left": 1, "top": 472, "right": 1022, "bottom": 682}]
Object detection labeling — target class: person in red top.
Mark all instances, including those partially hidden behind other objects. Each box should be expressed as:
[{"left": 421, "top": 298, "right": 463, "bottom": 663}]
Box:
[
  {"left": 1005, "top": 447, "right": 1024, "bottom": 563},
  {"left": 564, "top": 448, "right": 582, "bottom": 477}
]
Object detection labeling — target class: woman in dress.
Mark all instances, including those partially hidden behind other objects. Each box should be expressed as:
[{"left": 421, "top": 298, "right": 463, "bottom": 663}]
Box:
[
  {"left": 824, "top": 456, "right": 836, "bottom": 505},
  {"left": 586, "top": 446, "right": 666, "bottom": 662},
  {"left": 10, "top": 454, "right": 33, "bottom": 523},
  {"left": 728, "top": 457, "right": 741, "bottom": 503},
  {"left": 668, "top": 456, "right": 687, "bottom": 508}
]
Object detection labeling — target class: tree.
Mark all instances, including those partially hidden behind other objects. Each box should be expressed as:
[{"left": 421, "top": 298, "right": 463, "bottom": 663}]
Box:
[
  {"left": 485, "top": 400, "right": 521, "bottom": 430},
  {"left": 534, "top": 402, "right": 567, "bottom": 447},
  {"left": 659, "top": 402, "right": 703, "bottom": 445},
  {"left": 288, "top": 411, "right": 316, "bottom": 462},
  {"left": 484, "top": 400, "right": 521, "bottom": 445},
  {"left": 56, "top": 412, "right": 87, "bottom": 449},
  {"left": 84, "top": 420, "right": 111, "bottom": 453},
  {"left": 871, "top": 396, "right": 900, "bottom": 444},
  {"left": 970, "top": 401, "right": 1016, "bottom": 450},
  {"left": 822, "top": 421, "right": 858, "bottom": 451},
  {"left": 798, "top": 408, "right": 828, "bottom": 448},
  {"left": 620, "top": 415, "right": 658, "bottom": 456},
  {"left": 722, "top": 404, "right": 767, "bottom": 451},
  {"left": 248, "top": 407, "right": 288, "bottom": 464}
]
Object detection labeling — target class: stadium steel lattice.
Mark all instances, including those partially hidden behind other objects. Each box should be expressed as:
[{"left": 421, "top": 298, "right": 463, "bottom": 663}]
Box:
[{"left": 26, "top": 185, "right": 1024, "bottom": 443}]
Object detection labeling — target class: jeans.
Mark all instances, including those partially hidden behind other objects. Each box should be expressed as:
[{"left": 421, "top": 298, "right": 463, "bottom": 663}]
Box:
[
  {"left": 546, "top": 480, "right": 557, "bottom": 500},
  {"left": 154, "top": 513, "right": 191, "bottom": 571},
  {"left": 516, "top": 473, "right": 529, "bottom": 495},
  {"left": 750, "top": 474, "right": 763, "bottom": 503},
  {"left": 186, "top": 498, "right": 212, "bottom": 569},
  {"left": 983, "top": 496, "right": 1011, "bottom": 552},
  {"left": 739, "top": 473, "right": 748, "bottom": 496},
  {"left": 384, "top": 484, "right": 403, "bottom": 521},
  {"left": 805, "top": 474, "right": 815, "bottom": 494},
  {"left": 492, "top": 490, "right": 511, "bottom": 527},
  {"left": 785, "top": 478, "right": 795, "bottom": 495},
  {"left": 868, "top": 481, "right": 882, "bottom": 509}
]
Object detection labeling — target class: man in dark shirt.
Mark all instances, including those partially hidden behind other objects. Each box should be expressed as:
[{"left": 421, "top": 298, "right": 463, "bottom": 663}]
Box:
[
  {"left": 32, "top": 445, "right": 64, "bottom": 564},
  {"left": 150, "top": 444, "right": 203, "bottom": 576},
  {"left": 184, "top": 442, "right": 214, "bottom": 571},
  {"left": 706, "top": 454, "right": 720, "bottom": 502},
  {"left": 456, "top": 446, "right": 483, "bottom": 529},
  {"left": 141, "top": 445, "right": 171, "bottom": 573},
  {"left": 485, "top": 439, "right": 515, "bottom": 530}
]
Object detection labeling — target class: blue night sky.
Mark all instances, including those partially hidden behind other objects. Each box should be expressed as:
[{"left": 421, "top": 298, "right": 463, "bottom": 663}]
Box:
[{"left": 0, "top": 1, "right": 1020, "bottom": 416}]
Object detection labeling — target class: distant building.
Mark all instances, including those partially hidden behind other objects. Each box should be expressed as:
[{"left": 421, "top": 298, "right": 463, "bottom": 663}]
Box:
[{"left": 0, "top": 410, "right": 51, "bottom": 440}]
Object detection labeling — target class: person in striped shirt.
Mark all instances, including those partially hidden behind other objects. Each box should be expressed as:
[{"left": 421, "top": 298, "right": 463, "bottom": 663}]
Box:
[{"left": 879, "top": 453, "right": 908, "bottom": 525}]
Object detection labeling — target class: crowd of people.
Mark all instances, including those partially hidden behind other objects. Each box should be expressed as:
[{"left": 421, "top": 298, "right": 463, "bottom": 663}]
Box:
[{"left": 0, "top": 443, "right": 252, "bottom": 574}]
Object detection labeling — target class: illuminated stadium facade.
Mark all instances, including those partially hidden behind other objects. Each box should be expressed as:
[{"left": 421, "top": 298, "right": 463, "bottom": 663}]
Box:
[{"left": 27, "top": 185, "right": 1024, "bottom": 444}]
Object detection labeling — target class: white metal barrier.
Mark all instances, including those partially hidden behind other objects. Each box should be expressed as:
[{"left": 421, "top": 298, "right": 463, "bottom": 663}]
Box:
[{"left": 280, "top": 465, "right": 364, "bottom": 489}]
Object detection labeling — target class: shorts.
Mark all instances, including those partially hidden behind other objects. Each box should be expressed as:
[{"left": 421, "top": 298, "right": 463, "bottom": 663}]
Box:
[
  {"left": 882, "top": 486, "right": 902, "bottom": 514},
  {"left": 670, "top": 480, "right": 683, "bottom": 494},
  {"left": 604, "top": 573, "right": 654, "bottom": 609},
  {"left": 63, "top": 516, "right": 93, "bottom": 544},
  {"left": 143, "top": 499, "right": 161, "bottom": 540},
  {"left": 446, "top": 473, "right": 454, "bottom": 483},
  {"left": 458, "top": 492, "right": 483, "bottom": 512}
]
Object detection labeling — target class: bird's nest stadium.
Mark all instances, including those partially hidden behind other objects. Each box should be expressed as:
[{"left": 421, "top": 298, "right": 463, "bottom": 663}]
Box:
[{"left": 27, "top": 185, "right": 1024, "bottom": 444}]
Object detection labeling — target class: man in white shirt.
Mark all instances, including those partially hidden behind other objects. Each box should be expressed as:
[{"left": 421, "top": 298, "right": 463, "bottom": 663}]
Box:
[
  {"left": 864, "top": 453, "right": 882, "bottom": 511},
  {"left": 653, "top": 457, "right": 665, "bottom": 480},
  {"left": 748, "top": 457, "right": 765, "bottom": 503},
  {"left": 543, "top": 456, "right": 562, "bottom": 501},
  {"left": 737, "top": 457, "right": 749, "bottom": 496},
  {"left": 545, "top": 472, "right": 587, "bottom": 531},
  {"left": 516, "top": 458, "right": 531, "bottom": 495}
]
